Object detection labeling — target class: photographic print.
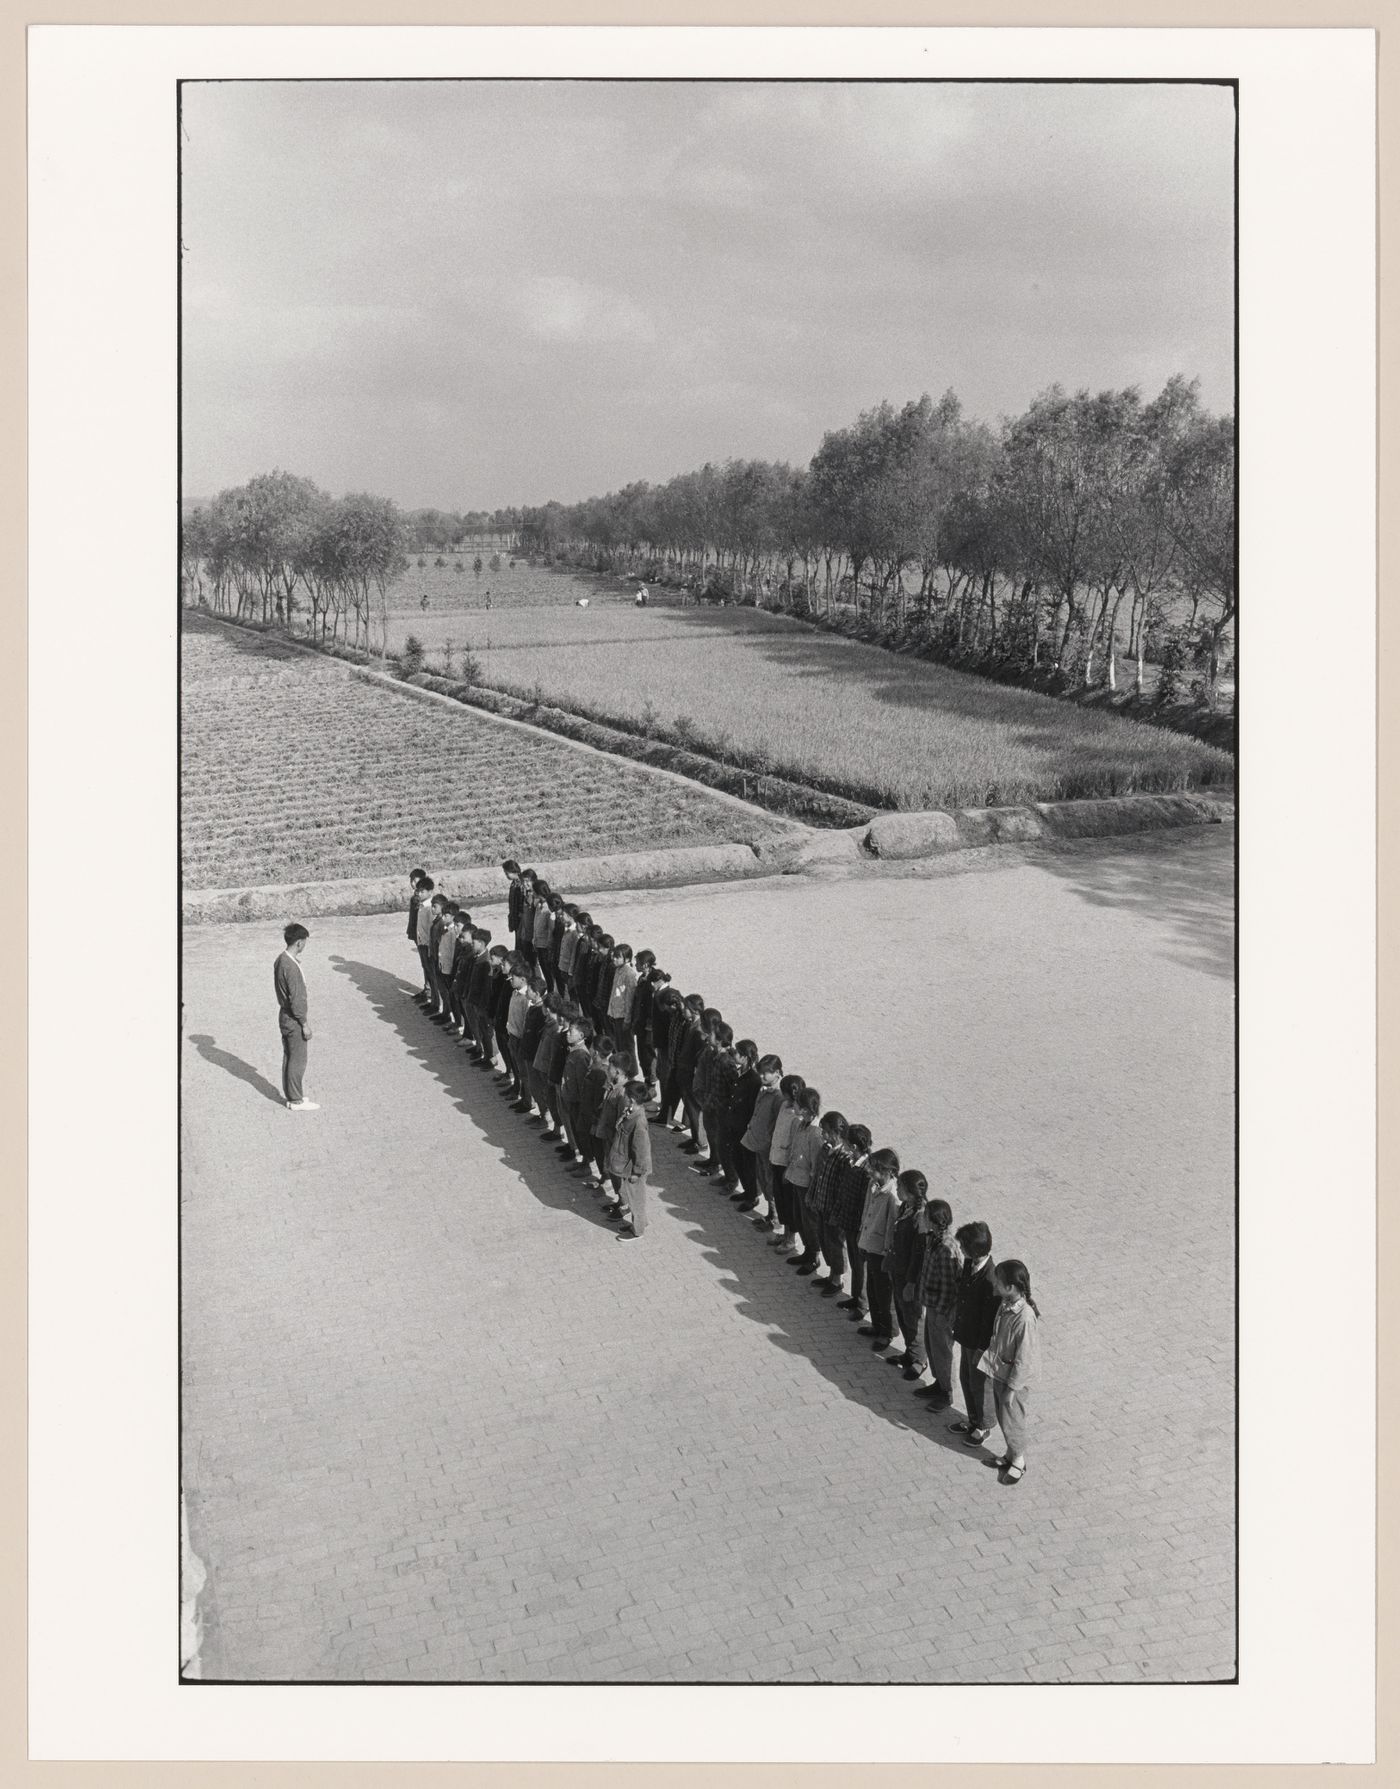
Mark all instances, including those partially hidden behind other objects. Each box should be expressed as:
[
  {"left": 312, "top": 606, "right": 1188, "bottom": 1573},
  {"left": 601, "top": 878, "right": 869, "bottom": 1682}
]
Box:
[{"left": 177, "top": 74, "right": 1236, "bottom": 1687}]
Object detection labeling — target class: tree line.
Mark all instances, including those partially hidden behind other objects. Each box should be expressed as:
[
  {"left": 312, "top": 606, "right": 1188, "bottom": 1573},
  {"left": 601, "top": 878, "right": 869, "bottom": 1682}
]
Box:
[
  {"left": 182, "top": 374, "right": 1234, "bottom": 707},
  {"left": 180, "top": 482, "right": 526, "bottom": 649},
  {"left": 517, "top": 378, "right": 1235, "bottom": 705}
]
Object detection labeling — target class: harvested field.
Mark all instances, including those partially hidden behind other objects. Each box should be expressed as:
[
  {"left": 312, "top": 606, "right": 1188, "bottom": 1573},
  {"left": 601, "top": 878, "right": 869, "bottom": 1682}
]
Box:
[{"left": 180, "top": 612, "right": 773, "bottom": 889}]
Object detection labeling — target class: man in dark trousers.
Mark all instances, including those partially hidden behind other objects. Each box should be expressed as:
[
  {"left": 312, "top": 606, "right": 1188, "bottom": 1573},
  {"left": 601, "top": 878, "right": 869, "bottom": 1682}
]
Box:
[{"left": 274, "top": 923, "right": 317, "bottom": 1110}]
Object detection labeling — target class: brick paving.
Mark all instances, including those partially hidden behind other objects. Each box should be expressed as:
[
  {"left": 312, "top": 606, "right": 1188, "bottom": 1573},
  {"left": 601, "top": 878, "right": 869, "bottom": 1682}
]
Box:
[{"left": 181, "top": 826, "right": 1235, "bottom": 1682}]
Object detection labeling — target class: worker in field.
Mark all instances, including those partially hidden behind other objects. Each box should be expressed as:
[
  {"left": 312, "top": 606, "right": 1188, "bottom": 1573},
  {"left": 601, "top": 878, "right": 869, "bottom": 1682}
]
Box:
[{"left": 635, "top": 582, "right": 649, "bottom": 608}]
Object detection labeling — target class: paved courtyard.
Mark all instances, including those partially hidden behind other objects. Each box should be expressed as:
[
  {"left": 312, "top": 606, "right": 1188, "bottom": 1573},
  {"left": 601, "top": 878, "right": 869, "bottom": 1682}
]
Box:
[{"left": 181, "top": 825, "right": 1235, "bottom": 1683}]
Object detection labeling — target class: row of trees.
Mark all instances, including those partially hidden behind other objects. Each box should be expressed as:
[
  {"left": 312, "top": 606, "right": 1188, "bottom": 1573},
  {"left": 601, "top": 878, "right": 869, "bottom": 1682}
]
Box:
[
  {"left": 180, "top": 482, "right": 528, "bottom": 647},
  {"left": 517, "top": 378, "right": 1235, "bottom": 703},
  {"left": 181, "top": 475, "right": 409, "bottom": 649}
]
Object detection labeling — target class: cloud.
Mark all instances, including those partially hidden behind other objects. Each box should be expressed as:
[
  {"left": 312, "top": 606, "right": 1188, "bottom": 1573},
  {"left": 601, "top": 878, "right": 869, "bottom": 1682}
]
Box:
[{"left": 518, "top": 275, "right": 656, "bottom": 346}]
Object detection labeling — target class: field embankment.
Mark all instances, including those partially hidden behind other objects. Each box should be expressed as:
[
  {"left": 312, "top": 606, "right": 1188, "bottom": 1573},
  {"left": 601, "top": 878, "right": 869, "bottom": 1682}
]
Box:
[{"left": 180, "top": 612, "right": 787, "bottom": 890}]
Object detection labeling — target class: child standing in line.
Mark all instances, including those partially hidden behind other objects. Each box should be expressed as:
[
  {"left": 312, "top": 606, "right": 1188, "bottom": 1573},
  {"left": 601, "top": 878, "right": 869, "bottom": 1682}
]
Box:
[
  {"left": 490, "top": 949, "right": 516, "bottom": 1079},
  {"left": 783, "top": 1089, "right": 826, "bottom": 1266},
  {"left": 646, "top": 973, "right": 676, "bottom": 1115},
  {"left": 739, "top": 1054, "right": 783, "bottom": 1222},
  {"left": 414, "top": 874, "right": 437, "bottom": 1001},
  {"left": 723, "top": 1039, "right": 761, "bottom": 1200},
  {"left": 516, "top": 871, "right": 537, "bottom": 967},
  {"left": 576, "top": 1040, "right": 611, "bottom": 1185},
  {"left": 591, "top": 1053, "right": 631, "bottom": 1198},
  {"left": 556, "top": 903, "right": 581, "bottom": 991},
  {"left": 912, "top": 1198, "right": 963, "bottom": 1411},
  {"left": 800, "top": 1108, "right": 848, "bottom": 1278},
  {"left": 978, "top": 1259, "right": 1041, "bottom": 1485},
  {"left": 702, "top": 1023, "right": 738, "bottom": 1186},
  {"left": 405, "top": 868, "right": 427, "bottom": 994},
  {"left": 686, "top": 1011, "right": 722, "bottom": 1172},
  {"left": 855, "top": 1147, "right": 902, "bottom": 1351},
  {"left": 632, "top": 952, "right": 662, "bottom": 1099},
  {"left": 948, "top": 1221, "right": 999, "bottom": 1448},
  {"left": 516, "top": 983, "right": 547, "bottom": 1115},
  {"left": 765, "top": 1073, "right": 806, "bottom": 1246},
  {"left": 531, "top": 882, "right": 557, "bottom": 988},
  {"left": 606, "top": 943, "right": 640, "bottom": 1073},
  {"left": 529, "top": 997, "right": 563, "bottom": 1132},
  {"left": 828, "top": 1123, "right": 873, "bottom": 1310},
  {"left": 606, "top": 1080, "right": 654, "bottom": 1238},
  {"left": 886, "top": 1168, "right": 929, "bottom": 1380},
  {"left": 557, "top": 1016, "right": 594, "bottom": 1166},
  {"left": 674, "top": 996, "right": 708, "bottom": 1150},
  {"left": 502, "top": 859, "right": 523, "bottom": 948},
  {"left": 543, "top": 998, "right": 574, "bottom": 1142},
  {"left": 593, "top": 933, "right": 618, "bottom": 1030},
  {"left": 503, "top": 965, "right": 531, "bottom": 1101}
]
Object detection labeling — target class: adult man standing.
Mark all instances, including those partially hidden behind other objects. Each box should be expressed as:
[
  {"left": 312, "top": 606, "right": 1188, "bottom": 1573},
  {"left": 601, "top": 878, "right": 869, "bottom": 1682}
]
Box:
[{"left": 274, "top": 923, "right": 317, "bottom": 1111}]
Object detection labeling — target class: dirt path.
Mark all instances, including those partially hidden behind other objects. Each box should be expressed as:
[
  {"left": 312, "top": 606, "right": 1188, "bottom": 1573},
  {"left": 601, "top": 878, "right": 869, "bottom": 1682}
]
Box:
[{"left": 181, "top": 826, "right": 1234, "bottom": 1683}]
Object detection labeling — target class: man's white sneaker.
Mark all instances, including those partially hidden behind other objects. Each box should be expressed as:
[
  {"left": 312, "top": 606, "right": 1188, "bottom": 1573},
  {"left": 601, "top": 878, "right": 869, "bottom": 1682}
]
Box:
[{"left": 286, "top": 1099, "right": 320, "bottom": 1111}]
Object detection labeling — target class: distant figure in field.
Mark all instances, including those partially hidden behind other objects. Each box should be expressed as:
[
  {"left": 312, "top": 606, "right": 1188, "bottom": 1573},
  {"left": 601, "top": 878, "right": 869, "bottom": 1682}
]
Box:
[
  {"left": 485, "top": 590, "right": 493, "bottom": 610},
  {"left": 635, "top": 583, "right": 649, "bottom": 608},
  {"left": 420, "top": 592, "right": 429, "bottom": 611},
  {"left": 274, "top": 923, "right": 317, "bottom": 1110}
]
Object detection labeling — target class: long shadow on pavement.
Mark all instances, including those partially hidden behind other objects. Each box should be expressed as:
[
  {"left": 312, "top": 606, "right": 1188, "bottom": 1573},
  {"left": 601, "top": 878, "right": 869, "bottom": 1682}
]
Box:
[
  {"left": 187, "top": 1033, "right": 286, "bottom": 1106},
  {"left": 331, "top": 954, "right": 983, "bottom": 1465},
  {"left": 646, "top": 1151, "right": 981, "bottom": 1467},
  {"left": 327, "top": 955, "right": 619, "bottom": 1234}
]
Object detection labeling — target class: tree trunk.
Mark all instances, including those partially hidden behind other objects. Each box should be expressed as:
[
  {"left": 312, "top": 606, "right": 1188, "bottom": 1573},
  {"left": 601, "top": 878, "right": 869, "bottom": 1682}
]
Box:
[{"left": 1104, "top": 588, "right": 1125, "bottom": 692}]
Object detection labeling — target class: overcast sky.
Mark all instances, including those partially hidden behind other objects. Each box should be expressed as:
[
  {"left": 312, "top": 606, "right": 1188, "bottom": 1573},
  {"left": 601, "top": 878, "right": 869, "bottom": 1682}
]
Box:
[{"left": 181, "top": 80, "right": 1234, "bottom": 510}]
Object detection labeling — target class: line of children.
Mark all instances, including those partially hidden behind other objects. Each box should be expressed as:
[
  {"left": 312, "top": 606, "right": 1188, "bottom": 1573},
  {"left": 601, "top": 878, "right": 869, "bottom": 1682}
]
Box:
[{"left": 401, "top": 863, "right": 1042, "bottom": 1483}]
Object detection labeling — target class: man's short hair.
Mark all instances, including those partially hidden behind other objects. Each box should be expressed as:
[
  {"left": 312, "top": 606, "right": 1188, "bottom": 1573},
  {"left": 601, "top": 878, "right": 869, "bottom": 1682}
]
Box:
[
  {"left": 477, "top": 928, "right": 492, "bottom": 944},
  {"left": 409, "top": 866, "right": 427, "bottom": 882},
  {"left": 283, "top": 922, "right": 309, "bottom": 947},
  {"left": 418, "top": 874, "right": 435, "bottom": 893},
  {"left": 625, "top": 1079, "right": 649, "bottom": 1100},
  {"left": 501, "top": 859, "right": 521, "bottom": 875},
  {"left": 488, "top": 944, "right": 507, "bottom": 959},
  {"left": 684, "top": 993, "right": 705, "bottom": 1012}
]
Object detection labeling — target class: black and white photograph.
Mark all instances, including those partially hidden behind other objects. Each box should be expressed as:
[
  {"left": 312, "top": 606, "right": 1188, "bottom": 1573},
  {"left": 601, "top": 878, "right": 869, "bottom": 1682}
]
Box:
[
  {"left": 21, "top": 14, "right": 1384, "bottom": 1766},
  {"left": 174, "top": 73, "right": 1240, "bottom": 1689}
]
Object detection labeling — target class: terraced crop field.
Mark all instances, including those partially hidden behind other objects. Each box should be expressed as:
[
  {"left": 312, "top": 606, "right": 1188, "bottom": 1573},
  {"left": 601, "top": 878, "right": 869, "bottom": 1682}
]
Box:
[{"left": 180, "top": 612, "right": 767, "bottom": 890}]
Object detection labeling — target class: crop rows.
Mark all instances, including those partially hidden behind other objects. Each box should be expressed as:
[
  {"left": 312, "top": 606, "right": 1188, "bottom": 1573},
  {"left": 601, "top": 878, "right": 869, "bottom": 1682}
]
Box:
[{"left": 181, "top": 614, "right": 760, "bottom": 890}]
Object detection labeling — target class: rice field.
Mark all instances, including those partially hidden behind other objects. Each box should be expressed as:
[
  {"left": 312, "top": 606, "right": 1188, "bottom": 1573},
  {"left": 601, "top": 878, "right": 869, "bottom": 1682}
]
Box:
[
  {"left": 180, "top": 611, "right": 770, "bottom": 889},
  {"left": 409, "top": 615, "right": 1231, "bottom": 811}
]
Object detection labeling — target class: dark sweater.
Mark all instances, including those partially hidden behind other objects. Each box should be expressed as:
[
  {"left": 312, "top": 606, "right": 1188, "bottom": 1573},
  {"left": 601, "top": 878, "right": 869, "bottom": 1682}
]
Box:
[{"left": 953, "top": 1258, "right": 1000, "bottom": 1350}]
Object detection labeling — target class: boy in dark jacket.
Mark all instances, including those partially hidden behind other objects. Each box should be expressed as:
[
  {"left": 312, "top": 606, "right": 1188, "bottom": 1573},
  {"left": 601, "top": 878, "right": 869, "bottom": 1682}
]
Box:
[
  {"left": 830, "top": 1124, "right": 874, "bottom": 1310},
  {"left": 406, "top": 868, "right": 427, "bottom": 994},
  {"left": 576, "top": 1041, "right": 611, "bottom": 1185},
  {"left": 948, "top": 1221, "right": 999, "bottom": 1445},
  {"left": 606, "top": 1080, "right": 654, "bottom": 1237},
  {"left": 672, "top": 995, "right": 707, "bottom": 1147},
  {"left": 591, "top": 1054, "right": 630, "bottom": 1196},
  {"left": 723, "top": 1039, "right": 762, "bottom": 1199},
  {"left": 557, "top": 1017, "right": 594, "bottom": 1165}
]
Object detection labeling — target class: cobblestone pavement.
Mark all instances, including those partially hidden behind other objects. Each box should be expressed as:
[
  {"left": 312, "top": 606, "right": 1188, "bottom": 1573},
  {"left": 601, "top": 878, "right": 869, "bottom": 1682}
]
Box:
[{"left": 181, "top": 826, "right": 1235, "bottom": 1683}]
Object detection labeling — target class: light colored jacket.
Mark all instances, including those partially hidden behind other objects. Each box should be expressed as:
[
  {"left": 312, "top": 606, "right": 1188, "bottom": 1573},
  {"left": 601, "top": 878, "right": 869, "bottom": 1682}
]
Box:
[
  {"left": 857, "top": 1181, "right": 900, "bottom": 1256},
  {"left": 784, "top": 1117, "right": 821, "bottom": 1188},
  {"left": 981, "top": 1297, "right": 1040, "bottom": 1391},
  {"left": 769, "top": 1102, "right": 799, "bottom": 1166}
]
